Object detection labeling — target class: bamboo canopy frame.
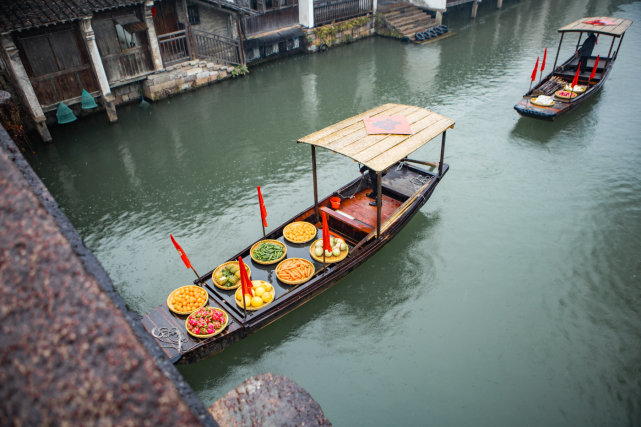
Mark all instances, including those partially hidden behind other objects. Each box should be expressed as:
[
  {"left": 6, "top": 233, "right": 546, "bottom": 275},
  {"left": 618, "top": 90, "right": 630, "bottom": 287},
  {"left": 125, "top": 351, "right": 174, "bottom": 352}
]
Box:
[
  {"left": 298, "top": 103, "right": 455, "bottom": 237},
  {"left": 551, "top": 17, "right": 632, "bottom": 98}
]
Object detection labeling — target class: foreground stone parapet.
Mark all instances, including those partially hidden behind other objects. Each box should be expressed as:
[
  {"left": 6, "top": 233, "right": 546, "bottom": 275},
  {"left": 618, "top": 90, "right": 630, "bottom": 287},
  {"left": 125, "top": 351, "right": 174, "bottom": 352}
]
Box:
[
  {"left": 0, "top": 126, "right": 215, "bottom": 425},
  {"left": 209, "top": 373, "right": 331, "bottom": 426}
]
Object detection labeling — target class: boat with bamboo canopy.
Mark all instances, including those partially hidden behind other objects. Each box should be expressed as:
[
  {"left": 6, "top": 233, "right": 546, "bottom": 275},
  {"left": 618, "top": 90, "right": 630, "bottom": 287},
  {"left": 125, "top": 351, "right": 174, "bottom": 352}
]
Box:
[
  {"left": 514, "top": 16, "right": 632, "bottom": 120},
  {"left": 141, "top": 103, "right": 454, "bottom": 364}
]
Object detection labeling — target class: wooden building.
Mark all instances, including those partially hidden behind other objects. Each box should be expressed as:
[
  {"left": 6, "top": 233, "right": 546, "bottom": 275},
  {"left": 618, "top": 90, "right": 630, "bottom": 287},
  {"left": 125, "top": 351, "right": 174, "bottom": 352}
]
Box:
[
  {"left": 0, "top": 0, "right": 380, "bottom": 141},
  {"left": 0, "top": 0, "right": 248, "bottom": 142}
]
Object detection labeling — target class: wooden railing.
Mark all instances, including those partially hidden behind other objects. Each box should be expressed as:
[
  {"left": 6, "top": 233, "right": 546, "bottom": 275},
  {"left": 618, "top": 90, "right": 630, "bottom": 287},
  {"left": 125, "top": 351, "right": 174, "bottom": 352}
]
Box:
[
  {"left": 101, "top": 46, "right": 154, "bottom": 83},
  {"left": 30, "top": 65, "right": 99, "bottom": 106},
  {"left": 242, "top": 6, "right": 300, "bottom": 36},
  {"left": 314, "top": 0, "right": 372, "bottom": 25},
  {"left": 158, "top": 30, "right": 190, "bottom": 66},
  {"left": 193, "top": 30, "right": 241, "bottom": 66}
]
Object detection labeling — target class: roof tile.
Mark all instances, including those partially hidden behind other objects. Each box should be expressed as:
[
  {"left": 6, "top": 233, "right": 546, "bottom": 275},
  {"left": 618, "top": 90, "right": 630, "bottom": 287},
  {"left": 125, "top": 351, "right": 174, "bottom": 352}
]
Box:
[{"left": 0, "top": 0, "right": 145, "bottom": 33}]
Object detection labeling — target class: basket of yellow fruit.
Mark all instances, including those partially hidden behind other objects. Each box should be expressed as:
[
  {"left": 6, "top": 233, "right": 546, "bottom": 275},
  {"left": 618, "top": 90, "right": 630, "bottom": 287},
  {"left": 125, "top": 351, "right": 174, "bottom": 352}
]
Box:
[
  {"left": 234, "top": 280, "right": 275, "bottom": 310},
  {"left": 212, "top": 261, "right": 251, "bottom": 290},
  {"left": 167, "top": 285, "right": 209, "bottom": 315}
]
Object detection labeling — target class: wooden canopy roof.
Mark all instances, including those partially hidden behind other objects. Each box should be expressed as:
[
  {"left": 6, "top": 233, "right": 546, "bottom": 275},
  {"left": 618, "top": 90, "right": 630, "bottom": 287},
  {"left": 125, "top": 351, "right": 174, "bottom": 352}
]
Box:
[
  {"left": 298, "top": 104, "right": 455, "bottom": 172},
  {"left": 558, "top": 17, "right": 633, "bottom": 37}
]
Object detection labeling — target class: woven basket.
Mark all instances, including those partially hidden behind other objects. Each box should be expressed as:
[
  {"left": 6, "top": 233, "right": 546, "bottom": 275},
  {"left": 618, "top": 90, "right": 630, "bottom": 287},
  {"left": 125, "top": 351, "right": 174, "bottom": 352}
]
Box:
[
  {"left": 309, "top": 239, "right": 348, "bottom": 263},
  {"left": 276, "top": 258, "right": 315, "bottom": 285},
  {"left": 185, "top": 307, "right": 229, "bottom": 338},
  {"left": 530, "top": 97, "right": 555, "bottom": 107},
  {"left": 250, "top": 239, "right": 287, "bottom": 265},
  {"left": 212, "top": 261, "right": 251, "bottom": 290},
  {"left": 167, "top": 285, "right": 208, "bottom": 315},
  {"left": 563, "top": 84, "right": 587, "bottom": 93},
  {"left": 235, "top": 280, "right": 275, "bottom": 310},
  {"left": 554, "top": 89, "right": 578, "bottom": 100},
  {"left": 283, "top": 221, "right": 318, "bottom": 244}
]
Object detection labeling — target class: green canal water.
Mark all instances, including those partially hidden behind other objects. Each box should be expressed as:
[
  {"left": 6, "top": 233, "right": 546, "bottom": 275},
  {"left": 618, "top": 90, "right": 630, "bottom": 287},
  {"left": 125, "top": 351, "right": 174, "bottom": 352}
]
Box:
[{"left": 26, "top": 0, "right": 641, "bottom": 425}]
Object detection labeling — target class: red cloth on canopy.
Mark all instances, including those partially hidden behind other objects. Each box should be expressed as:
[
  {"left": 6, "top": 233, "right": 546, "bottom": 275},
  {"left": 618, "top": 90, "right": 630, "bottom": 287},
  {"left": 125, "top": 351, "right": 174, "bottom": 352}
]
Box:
[{"left": 364, "top": 116, "right": 412, "bottom": 135}]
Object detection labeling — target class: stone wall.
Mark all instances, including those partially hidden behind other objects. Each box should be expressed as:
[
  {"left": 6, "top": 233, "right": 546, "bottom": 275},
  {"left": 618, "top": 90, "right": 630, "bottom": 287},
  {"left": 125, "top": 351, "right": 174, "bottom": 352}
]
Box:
[
  {"left": 305, "top": 15, "right": 374, "bottom": 53},
  {"left": 0, "top": 124, "right": 216, "bottom": 426},
  {"left": 112, "top": 80, "right": 145, "bottom": 106},
  {"left": 142, "top": 61, "right": 234, "bottom": 101}
]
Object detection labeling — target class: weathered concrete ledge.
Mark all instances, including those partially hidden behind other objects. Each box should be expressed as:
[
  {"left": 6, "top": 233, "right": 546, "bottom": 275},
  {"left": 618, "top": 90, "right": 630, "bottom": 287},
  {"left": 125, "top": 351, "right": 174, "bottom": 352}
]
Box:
[
  {"left": 209, "top": 373, "right": 330, "bottom": 426},
  {"left": 0, "top": 124, "right": 331, "bottom": 425},
  {"left": 0, "top": 124, "right": 216, "bottom": 425}
]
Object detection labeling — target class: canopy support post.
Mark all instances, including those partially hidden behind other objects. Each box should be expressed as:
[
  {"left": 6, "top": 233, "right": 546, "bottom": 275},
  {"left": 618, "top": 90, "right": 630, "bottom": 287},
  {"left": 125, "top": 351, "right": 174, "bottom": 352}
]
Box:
[
  {"left": 603, "top": 35, "right": 617, "bottom": 71},
  {"left": 312, "top": 145, "right": 320, "bottom": 221},
  {"left": 552, "top": 33, "right": 564, "bottom": 71},
  {"left": 613, "top": 33, "right": 625, "bottom": 62},
  {"left": 376, "top": 171, "right": 382, "bottom": 238},
  {"left": 439, "top": 131, "right": 446, "bottom": 177}
]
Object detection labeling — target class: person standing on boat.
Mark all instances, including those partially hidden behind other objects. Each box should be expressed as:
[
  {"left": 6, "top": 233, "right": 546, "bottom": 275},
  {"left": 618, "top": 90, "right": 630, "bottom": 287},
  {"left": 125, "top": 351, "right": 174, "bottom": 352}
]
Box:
[
  {"left": 577, "top": 32, "right": 597, "bottom": 69},
  {"left": 359, "top": 164, "right": 385, "bottom": 206}
]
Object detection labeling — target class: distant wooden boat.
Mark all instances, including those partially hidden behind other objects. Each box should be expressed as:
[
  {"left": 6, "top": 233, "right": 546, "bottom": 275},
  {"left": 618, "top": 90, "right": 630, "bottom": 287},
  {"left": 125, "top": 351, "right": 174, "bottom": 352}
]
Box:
[
  {"left": 142, "top": 103, "right": 454, "bottom": 364},
  {"left": 514, "top": 16, "right": 632, "bottom": 120}
]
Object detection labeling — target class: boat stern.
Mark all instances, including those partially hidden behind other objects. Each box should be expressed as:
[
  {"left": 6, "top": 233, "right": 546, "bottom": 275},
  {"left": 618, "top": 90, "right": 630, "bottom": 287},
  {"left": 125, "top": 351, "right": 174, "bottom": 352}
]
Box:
[{"left": 514, "top": 98, "right": 557, "bottom": 120}]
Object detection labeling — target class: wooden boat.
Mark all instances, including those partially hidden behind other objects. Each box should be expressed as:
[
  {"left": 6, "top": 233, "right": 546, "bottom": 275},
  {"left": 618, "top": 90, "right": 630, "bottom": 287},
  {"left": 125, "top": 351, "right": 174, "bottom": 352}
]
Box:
[
  {"left": 142, "top": 103, "right": 454, "bottom": 364},
  {"left": 514, "top": 16, "right": 632, "bottom": 120}
]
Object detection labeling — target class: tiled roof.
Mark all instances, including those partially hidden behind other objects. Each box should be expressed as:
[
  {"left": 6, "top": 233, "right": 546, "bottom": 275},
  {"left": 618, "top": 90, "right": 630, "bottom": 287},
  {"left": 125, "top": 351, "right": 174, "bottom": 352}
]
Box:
[{"left": 0, "top": 0, "right": 145, "bottom": 33}]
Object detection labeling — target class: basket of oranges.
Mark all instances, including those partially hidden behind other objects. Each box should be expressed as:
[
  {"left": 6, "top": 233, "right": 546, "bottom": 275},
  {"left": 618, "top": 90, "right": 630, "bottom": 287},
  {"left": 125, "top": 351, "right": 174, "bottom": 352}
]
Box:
[
  {"left": 283, "top": 221, "right": 317, "bottom": 244},
  {"left": 167, "top": 285, "right": 209, "bottom": 315}
]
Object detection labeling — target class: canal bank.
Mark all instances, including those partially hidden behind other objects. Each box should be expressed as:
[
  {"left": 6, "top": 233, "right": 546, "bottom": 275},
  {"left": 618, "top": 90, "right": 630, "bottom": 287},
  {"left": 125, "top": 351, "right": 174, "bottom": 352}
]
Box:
[{"left": 0, "top": 0, "right": 516, "bottom": 144}]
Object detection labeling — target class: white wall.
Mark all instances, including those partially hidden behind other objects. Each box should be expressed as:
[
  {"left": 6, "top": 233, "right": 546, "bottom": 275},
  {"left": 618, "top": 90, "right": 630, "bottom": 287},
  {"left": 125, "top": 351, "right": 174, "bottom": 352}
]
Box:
[{"left": 411, "top": 0, "right": 446, "bottom": 11}]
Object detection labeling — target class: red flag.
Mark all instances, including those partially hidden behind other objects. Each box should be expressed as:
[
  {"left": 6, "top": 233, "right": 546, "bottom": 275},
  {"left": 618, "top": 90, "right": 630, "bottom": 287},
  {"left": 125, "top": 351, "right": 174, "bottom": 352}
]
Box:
[
  {"left": 238, "top": 257, "right": 253, "bottom": 296},
  {"left": 170, "top": 234, "right": 192, "bottom": 269},
  {"left": 257, "top": 186, "right": 267, "bottom": 227},
  {"left": 531, "top": 56, "right": 539, "bottom": 82},
  {"left": 589, "top": 55, "right": 600, "bottom": 80},
  {"left": 541, "top": 48, "right": 547, "bottom": 72},
  {"left": 321, "top": 212, "right": 331, "bottom": 252},
  {"left": 572, "top": 62, "right": 582, "bottom": 88}
]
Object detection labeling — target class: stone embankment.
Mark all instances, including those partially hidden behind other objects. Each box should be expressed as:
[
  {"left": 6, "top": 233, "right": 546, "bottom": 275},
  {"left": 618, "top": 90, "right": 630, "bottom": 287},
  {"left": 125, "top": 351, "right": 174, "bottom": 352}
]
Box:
[{"left": 142, "top": 61, "right": 234, "bottom": 102}]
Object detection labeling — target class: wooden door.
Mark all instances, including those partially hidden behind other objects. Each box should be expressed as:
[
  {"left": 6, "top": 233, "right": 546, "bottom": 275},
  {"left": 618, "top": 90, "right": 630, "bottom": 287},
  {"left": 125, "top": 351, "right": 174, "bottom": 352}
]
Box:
[{"left": 17, "top": 27, "right": 99, "bottom": 106}]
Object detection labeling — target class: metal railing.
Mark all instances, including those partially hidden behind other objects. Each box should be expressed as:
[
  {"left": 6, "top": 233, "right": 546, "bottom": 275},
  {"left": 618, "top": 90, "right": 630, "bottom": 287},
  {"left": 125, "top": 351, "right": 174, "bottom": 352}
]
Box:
[
  {"left": 158, "top": 30, "right": 190, "bottom": 66},
  {"left": 314, "top": 0, "right": 372, "bottom": 25},
  {"left": 242, "top": 6, "right": 300, "bottom": 36},
  {"left": 101, "top": 47, "right": 154, "bottom": 83},
  {"left": 193, "top": 30, "right": 241, "bottom": 66}
]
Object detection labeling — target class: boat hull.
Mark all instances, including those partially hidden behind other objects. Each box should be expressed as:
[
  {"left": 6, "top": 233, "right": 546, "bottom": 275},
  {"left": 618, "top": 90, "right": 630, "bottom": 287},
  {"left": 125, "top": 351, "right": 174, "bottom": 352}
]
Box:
[
  {"left": 515, "top": 53, "right": 613, "bottom": 121},
  {"left": 142, "top": 162, "right": 448, "bottom": 364}
]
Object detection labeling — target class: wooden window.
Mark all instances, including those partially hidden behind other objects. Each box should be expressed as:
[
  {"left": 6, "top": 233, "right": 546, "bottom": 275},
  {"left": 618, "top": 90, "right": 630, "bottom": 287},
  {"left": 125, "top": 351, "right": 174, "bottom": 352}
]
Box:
[{"left": 187, "top": 5, "right": 200, "bottom": 25}]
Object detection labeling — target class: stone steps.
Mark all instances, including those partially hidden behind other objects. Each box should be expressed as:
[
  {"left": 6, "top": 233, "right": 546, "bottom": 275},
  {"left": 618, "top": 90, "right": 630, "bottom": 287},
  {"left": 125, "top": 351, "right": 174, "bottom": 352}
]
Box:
[{"left": 379, "top": 2, "right": 441, "bottom": 42}]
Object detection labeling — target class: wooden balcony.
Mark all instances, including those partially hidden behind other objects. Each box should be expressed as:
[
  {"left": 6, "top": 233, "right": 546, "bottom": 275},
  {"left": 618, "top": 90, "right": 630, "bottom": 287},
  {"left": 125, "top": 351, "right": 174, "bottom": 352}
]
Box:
[
  {"left": 314, "top": 0, "right": 373, "bottom": 26},
  {"left": 242, "top": 6, "right": 300, "bottom": 37}
]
